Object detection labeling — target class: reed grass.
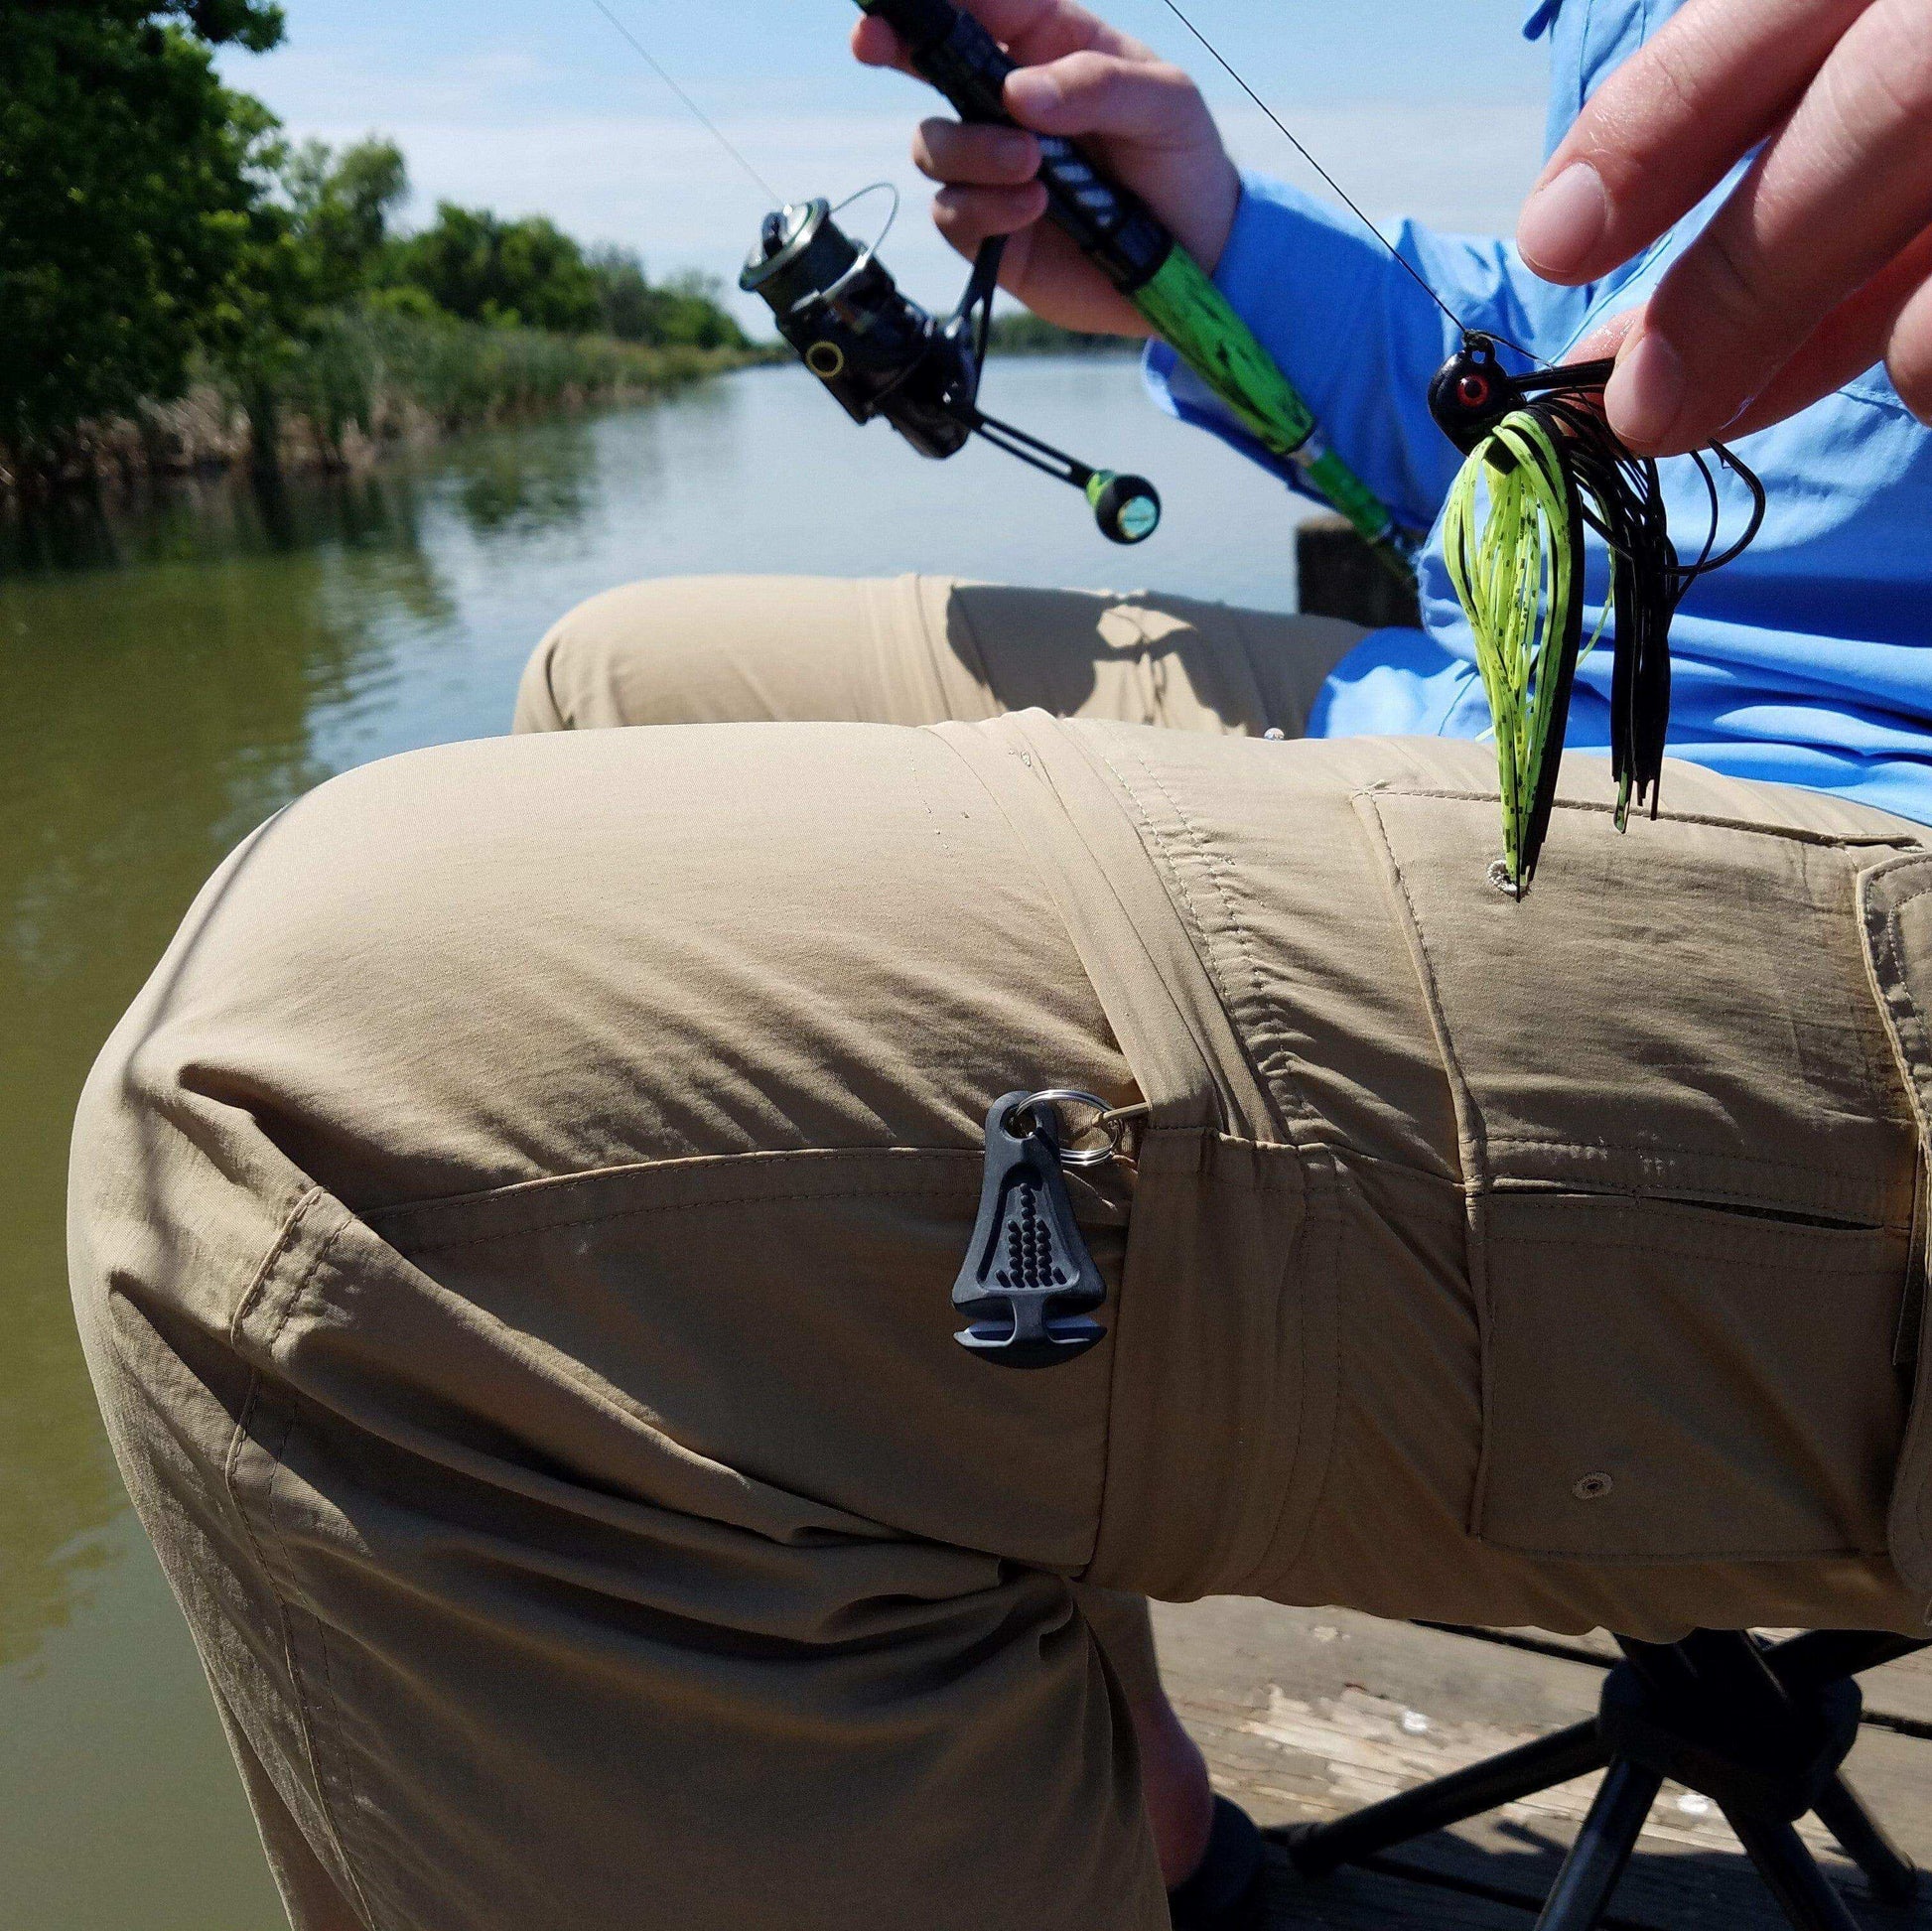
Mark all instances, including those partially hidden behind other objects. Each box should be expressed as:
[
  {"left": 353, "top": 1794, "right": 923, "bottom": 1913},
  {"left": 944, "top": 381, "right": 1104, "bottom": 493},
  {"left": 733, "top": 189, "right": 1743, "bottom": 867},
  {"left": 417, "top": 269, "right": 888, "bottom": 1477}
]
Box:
[{"left": 265, "top": 306, "right": 769, "bottom": 465}]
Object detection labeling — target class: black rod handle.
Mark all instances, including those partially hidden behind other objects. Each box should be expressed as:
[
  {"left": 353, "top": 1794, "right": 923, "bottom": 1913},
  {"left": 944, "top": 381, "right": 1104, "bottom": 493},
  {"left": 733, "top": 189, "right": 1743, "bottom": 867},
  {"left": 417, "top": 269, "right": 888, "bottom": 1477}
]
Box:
[{"left": 856, "top": 0, "right": 1173, "bottom": 291}]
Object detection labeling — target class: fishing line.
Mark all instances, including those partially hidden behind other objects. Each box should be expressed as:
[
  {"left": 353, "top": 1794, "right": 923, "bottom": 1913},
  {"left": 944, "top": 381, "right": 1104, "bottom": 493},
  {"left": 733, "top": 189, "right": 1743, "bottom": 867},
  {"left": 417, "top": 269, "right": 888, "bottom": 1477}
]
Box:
[
  {"left": 587, "top": 0, "right": 782, "bottom": 204},
  {"left": 1151, "top": 0, "right": 1541, "bottom": 363}
]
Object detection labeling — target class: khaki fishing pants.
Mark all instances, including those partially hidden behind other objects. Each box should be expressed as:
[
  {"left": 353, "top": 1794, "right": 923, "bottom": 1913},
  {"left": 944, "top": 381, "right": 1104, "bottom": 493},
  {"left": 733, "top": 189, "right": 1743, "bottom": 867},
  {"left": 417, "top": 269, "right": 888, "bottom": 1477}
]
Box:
[{"left": 69, "top": 573, "right": 1932, "bottom": 1931}]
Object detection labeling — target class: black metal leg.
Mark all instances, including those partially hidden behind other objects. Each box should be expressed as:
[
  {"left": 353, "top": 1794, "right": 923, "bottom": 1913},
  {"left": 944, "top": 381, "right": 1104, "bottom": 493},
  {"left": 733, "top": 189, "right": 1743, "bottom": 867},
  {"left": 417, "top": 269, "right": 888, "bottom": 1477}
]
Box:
[
  {"left": 1769, "top": 1632, "right": 1931, "bottom": 1695},
  {"left": 1729, "top": 1812, "right": 1865, "bottom": 1931},
  {"left": 1532, "top": 1759, "right": 1664, "bottom": 1931},
  {"left": 1814, "top": 1772, "right": 1920, "bottom": 1907},
  {"left": 1287, "top": 1720, "right": 1609, "bottom": 1878}
]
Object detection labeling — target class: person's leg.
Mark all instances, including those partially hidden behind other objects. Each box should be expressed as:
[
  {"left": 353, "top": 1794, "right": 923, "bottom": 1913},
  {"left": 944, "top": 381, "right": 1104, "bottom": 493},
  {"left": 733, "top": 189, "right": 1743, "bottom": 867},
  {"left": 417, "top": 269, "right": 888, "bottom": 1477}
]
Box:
[
  {"left": 1074, "top": 1585, "right": 1213, "bottom": 1886},
  {"left": 513, "top": 573, "right": 1364, "bottom": 740},
  {"left": 70, "top": 716, "right": 1932, "bottom": 1931}
]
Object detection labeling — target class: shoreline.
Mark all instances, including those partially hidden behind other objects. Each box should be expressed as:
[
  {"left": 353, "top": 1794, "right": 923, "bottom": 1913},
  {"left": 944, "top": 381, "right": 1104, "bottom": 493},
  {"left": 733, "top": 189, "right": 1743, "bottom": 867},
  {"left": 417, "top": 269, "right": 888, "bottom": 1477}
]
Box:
[
  {"left": 0, "top": 336, "right": 1136, "bottom": 509},
  {"left": 1, "top": 341, "right": 782, "bottom": 502}
]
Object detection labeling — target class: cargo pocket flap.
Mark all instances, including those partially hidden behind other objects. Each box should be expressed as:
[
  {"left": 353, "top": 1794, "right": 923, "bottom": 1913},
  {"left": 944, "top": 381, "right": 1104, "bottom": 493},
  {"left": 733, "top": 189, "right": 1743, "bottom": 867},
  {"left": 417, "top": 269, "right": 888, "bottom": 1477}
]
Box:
[{"left": 1861, "top": 855, "right": 1932, "bottom": 1597}]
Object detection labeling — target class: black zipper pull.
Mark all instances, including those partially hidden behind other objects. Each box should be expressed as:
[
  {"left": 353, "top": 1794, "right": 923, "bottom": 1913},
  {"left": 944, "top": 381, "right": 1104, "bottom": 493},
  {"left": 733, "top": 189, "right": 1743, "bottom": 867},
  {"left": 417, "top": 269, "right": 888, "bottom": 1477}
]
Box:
[{"left": 952, "top": 1091, "right": 1110, "bottom": 1370}]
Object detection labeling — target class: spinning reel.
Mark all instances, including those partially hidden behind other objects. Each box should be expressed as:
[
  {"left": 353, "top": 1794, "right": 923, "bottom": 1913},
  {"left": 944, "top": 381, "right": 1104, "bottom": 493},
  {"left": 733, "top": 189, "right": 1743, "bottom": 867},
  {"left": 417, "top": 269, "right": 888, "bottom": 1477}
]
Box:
[{"left": 742, "top": 193, "right": 1163, "bottom": 546}]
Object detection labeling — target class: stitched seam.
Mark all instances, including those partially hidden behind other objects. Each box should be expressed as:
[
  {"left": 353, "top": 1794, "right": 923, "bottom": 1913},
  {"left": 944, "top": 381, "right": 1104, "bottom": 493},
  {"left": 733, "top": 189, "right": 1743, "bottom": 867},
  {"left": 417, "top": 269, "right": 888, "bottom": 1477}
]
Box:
[
  {"left": 1250, "top": 1152, "right": 1345, "bottom": 1590},
  {"left": 1487, "top": 1228, "right": 1904, "bottom": 1267},
  {"left": 370, "top": 1147, "right": 977, "bottom": 1233},
  {"left": 403, "top": 1174, "right": 976, "bottom": 1257},
  {"left": 1366, "top": 783, "right": 1923, "bottom": 850},
  {"left": 222, "top": 1213, "right": 381, "bottom": 1930},
  {"left": 1483, "top": 1536, "right": 1886, "bottom": 1563},
  {"left": 228, "top": 1187, "right": 325, "bottom": 1352},
  {"left": 261, "top": 1264, "right": 383, "bottom": 1927},
  {"left": 1482, "top": 1133, "right": 1905, "bottom": 1181},
  {"left": 1868, "top": 873, "right": 1932, "bottom": 1559},
  {"left": 1883, "top": 884, "right": 1932, "bottom": 1107},
  {"left": 263, "top": 1322, "right": 385, "bottom": 1928},
  {"left": 1100, "top": 739, "right": 1323, "bottom": 1139},
  {"left": 1363, "top": 797, "right": 1490, "bottom": 1183}
]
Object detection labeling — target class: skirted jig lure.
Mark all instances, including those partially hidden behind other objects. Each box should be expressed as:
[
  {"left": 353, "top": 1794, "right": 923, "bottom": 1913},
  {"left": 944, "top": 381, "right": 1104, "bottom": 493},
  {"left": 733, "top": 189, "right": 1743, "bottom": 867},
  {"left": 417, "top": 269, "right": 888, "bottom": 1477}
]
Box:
[{"left": 1429, "top": 335, "right": 1766, "bottom": 893}]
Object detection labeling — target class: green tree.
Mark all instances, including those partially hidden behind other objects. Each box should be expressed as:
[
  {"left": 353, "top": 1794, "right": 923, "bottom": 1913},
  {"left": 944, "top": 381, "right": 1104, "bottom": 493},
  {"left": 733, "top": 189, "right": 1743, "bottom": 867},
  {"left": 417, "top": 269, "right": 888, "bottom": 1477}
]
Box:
[
  {"left": 280, "top": 136, "right": 410, "bottom": 307},
  {"left": 214, "top": 137, "right": 412, "bottom": 461},
  {"left": 0, "top": 1, "right": 288, "bottom": 467},
  {"left": 384, "top": 206, "right": 605, "bottom": 335},
  {"left": 587, "top": 244, "right": 655, "bottom": 343},
  {"left": 640, "top": 269, "right": 749, "bottom": 350},
  {"left": 584, "top": 247, "right": 748, "bottom": 350}
]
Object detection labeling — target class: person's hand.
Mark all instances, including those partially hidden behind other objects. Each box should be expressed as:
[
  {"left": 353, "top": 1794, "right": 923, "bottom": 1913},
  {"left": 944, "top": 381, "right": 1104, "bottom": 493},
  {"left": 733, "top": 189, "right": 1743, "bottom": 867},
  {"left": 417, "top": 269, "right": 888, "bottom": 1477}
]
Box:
[
  {"left": 1517, "top": 0, "right": 1932, "bottom": 454},
  {"left": 852, "top": 0, "right": 1238, "bottom": 337}
]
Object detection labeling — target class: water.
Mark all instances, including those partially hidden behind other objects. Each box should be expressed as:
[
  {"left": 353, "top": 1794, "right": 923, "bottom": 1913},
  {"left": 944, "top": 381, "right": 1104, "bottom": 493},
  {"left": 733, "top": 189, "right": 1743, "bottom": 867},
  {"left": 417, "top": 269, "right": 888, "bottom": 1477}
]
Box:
[{"left": 0, "top": 358, "right": 1313, "bottom": 1928}]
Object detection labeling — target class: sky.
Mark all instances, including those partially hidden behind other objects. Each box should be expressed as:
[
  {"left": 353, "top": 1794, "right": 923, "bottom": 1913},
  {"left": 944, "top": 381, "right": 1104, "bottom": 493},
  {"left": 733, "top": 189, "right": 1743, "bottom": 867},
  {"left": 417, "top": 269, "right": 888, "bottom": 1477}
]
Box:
[{"left": 218, "top": 2, "right": 1555, "bottom": 331}]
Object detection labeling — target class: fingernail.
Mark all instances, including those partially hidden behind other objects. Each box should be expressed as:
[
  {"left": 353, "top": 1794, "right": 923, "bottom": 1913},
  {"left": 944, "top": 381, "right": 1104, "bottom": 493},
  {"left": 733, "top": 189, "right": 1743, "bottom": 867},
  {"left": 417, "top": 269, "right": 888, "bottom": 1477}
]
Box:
[
  {"left": 1518, "top": 162, "right": 1608, "bottom": 277},
  {"left": 1005, "top": 67, "right": 1061, "bottom": 118},
  {"left": 1604, "top": 331, "right": 1687, "bottom": 450}
]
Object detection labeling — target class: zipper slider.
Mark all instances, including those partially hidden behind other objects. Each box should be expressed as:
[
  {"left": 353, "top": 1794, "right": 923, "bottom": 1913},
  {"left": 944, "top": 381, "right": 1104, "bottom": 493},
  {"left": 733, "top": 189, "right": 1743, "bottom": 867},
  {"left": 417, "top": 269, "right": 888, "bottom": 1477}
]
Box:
[{"left": 952, "top": 1091, "right": 1117, "bottom": 1370}]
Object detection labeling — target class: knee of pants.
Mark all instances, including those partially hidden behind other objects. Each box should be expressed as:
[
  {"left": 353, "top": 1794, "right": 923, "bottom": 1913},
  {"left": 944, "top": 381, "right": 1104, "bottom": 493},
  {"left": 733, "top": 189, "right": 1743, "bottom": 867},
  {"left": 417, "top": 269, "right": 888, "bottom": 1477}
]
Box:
[
  {"left": 68, "top": 726, "right": 1167, "bottom": 1931},
  {"left": 513, "top": 574, "right": 912, "bottom": 733},
  {"left": 71, "top": 717, "right": 1134, "bottom": 1550}
]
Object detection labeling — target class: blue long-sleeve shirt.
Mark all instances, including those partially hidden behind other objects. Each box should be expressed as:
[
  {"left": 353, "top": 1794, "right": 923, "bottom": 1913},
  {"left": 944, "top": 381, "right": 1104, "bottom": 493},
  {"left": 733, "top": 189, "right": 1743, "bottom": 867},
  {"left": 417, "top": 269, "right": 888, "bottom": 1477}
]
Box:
[{"left": 1147, "top": 0, "right": 1932, "bottom": 826}]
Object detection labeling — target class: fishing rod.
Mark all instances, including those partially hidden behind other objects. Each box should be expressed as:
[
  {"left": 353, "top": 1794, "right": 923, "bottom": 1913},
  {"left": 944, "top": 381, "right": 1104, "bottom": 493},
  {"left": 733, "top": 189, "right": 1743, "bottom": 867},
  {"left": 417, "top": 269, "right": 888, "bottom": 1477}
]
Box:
[
  {"left": 587, "top": 0, "right": 1411, "bottom": 559},
  {"left": 592, "top": 0, "right": 1769, "bottom": 894},
  {"left": 834, "top": 0, "right": 1416, "bottom": 578}
]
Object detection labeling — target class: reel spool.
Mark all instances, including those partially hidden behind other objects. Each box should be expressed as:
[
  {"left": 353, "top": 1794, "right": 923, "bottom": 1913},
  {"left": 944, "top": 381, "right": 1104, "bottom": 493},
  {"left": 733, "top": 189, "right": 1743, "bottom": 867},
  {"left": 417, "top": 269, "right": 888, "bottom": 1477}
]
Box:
[{"left": 743, "top": 198, "right": 1162, "bottom": 546}]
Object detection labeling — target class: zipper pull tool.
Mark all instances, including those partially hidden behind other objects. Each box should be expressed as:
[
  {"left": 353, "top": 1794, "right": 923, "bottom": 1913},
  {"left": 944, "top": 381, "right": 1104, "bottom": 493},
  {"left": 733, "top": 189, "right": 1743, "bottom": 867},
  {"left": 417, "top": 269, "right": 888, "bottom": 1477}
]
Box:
[{"left": 952, "top": 1090, "right": 1115, "bottom": 1370}]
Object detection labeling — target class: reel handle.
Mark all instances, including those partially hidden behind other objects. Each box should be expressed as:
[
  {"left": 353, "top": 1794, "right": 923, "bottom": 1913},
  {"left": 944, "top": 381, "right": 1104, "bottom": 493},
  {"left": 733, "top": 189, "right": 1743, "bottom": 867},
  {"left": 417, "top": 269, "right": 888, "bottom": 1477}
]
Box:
[{"left": 1089, "top": 473, "right": 1163, "bottom": 546}]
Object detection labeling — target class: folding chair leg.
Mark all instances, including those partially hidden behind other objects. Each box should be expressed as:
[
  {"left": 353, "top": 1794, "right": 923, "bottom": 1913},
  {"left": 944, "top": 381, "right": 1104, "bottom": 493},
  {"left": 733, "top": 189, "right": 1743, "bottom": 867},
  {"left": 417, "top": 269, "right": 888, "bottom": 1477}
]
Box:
[
  {"left": 1812, "top": 1773, "right": 1920, "bottom": 1907},
  {"left": 1728, "top": 1813, "right": 1864, "bottom": 1931},
  {"left": 1531, "top": 1759, "right": 1662, "bottom": 1931},
  {"left": 1286, "top": 1720, "right": 1609, "bottom": 1879}
]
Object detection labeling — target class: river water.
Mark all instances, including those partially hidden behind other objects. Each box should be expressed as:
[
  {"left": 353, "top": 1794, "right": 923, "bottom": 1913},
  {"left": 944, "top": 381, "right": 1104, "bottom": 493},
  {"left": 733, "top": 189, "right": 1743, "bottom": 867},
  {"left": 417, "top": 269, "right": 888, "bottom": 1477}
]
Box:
[{"left": 0, "top": 357, "right": 1313, "bottom": 1927}]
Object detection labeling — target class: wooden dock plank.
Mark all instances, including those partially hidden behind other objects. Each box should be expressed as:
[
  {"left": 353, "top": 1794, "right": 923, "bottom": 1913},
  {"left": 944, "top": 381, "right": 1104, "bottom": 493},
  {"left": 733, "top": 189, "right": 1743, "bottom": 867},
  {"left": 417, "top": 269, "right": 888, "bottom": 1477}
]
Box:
[{"left": 1153, "top": 1598, "right": 1932, "bottom": 1928}]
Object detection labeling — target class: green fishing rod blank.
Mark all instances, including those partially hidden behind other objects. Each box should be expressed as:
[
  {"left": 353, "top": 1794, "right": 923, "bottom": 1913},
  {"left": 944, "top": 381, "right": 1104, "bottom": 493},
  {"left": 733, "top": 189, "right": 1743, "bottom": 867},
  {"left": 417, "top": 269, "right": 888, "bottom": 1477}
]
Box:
[{"left": 856, "top": 0, "right": 1416, "bottom": 581}]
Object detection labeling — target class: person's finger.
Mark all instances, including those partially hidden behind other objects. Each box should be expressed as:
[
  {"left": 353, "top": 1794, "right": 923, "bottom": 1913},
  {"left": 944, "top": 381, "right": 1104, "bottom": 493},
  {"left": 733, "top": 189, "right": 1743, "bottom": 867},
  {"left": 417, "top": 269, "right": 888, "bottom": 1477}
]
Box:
[
  {"left": 851, "top": 15, "right": 914, "bottom": 76},
  {"left": 931, "top": 181, "right": 1050, "bottom": 255},
  {"left": 1722, "top": 223, "right": 1932, "bottom": 435},
  {"left": 1516, "top": 0, "right": 1873, "bottom": 284},
  {"left": 932, "top": 187, "right": 1150, "bottom": 333},
  {"left": 1003, "top": 48, "right": 1212, "bottom": 148},
  {"left": 941, "top": 0, "right": 1147, "bottom": 67},
  {"left": 1567, "top": 307, "right": 1644, "bottom": 366},
  {"left": 1885, "top": 267, "right": 1932, "bottom": 425},
  {"left": 913, "top": 117, "right": 1041, "bottom": 188},
  {"left": 1604, "top": 0, "right": 1932, "bottom": 452}
]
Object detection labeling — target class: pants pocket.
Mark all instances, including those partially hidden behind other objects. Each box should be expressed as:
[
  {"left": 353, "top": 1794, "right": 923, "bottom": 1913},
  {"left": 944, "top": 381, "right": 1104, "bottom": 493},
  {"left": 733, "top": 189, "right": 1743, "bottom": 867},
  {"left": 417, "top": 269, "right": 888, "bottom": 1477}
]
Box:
[
  {"left": 1356, "top": 786, "right": 1926, "bottom": 1578},
  {"left": 1475, "top": 1191, "right": 1909, "bottom": 1563},
  {"left": 1861, "top": 855, "right": 1932, "bottom": 1599}
]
